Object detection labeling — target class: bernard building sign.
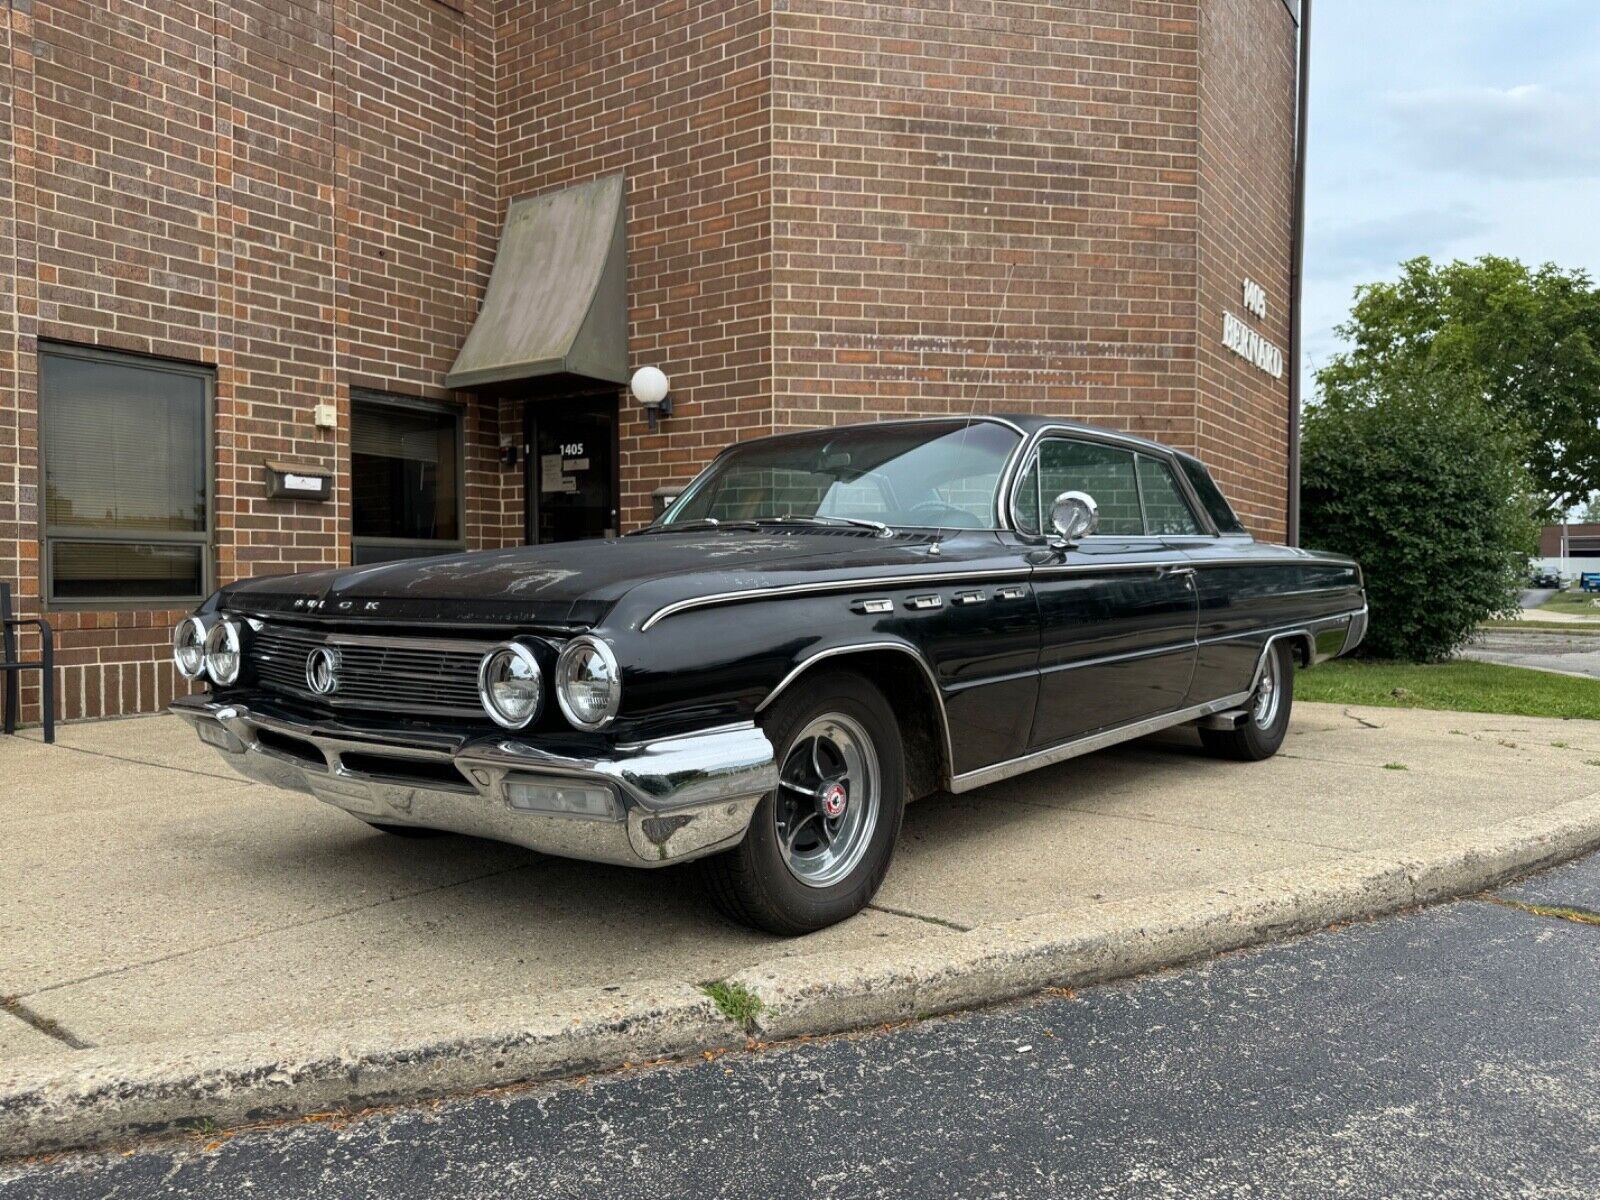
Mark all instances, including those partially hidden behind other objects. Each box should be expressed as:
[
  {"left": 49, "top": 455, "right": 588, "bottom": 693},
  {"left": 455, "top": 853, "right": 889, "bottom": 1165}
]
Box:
[{"left": 1222, "top": 278, "right": 1284, "bottom": 380}]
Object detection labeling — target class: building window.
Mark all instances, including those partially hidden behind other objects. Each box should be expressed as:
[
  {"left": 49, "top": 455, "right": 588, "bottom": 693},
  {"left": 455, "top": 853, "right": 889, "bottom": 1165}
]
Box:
[
  {"left": 40, "top": 345, "right": 212, "bottom": 604},
  {"left": 351, "top": 393, "right": 465, "bottom": 565}
]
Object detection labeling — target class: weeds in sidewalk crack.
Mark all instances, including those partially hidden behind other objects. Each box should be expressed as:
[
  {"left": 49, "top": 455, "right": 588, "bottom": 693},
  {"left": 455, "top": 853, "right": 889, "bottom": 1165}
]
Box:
[
  {"left": 703, "top": 981, "right": 764, "bottom": 1030},
  {"left": 1487, "top": 897, "right": 1600, "bottom": 928}
]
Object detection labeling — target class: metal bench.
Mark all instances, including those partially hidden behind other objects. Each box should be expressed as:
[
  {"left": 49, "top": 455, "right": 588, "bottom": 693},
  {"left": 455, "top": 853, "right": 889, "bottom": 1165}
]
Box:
[{"left": 2, "top": 582, "right": 55, "bottom": 744}]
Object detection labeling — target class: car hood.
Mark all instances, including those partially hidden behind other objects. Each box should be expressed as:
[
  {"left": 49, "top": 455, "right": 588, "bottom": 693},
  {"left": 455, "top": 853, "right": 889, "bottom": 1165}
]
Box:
[{"left": 217, "top": 530, "right": 950, "bottom": 628}]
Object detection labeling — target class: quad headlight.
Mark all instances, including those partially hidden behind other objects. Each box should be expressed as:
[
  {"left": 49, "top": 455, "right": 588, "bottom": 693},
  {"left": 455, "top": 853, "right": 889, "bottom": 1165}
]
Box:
[
  {"left": 203, "top": 617, "right": 243, "bottom": 686},
  {"left": 172, "top": 616, "right": 209, "bottom": 680},
  {"left": 555, "top": 636, "right": 621, "bottom": 731},
  {"left": 478, "top": 642, "right": 545, "bottom": 730}
]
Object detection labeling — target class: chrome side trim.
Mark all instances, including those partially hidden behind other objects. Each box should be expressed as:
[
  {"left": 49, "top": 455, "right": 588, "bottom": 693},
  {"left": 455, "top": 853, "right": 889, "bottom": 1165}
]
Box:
[
  {"left": 950, "top": 691, "right": 1253, "bottom": 793},
  {"left": 639, "top": 567, "right": 1030, "bottom": 631}
]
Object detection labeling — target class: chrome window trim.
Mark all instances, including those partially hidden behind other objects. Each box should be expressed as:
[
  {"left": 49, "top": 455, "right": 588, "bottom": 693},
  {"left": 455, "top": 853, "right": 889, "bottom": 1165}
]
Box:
[{"left": 1001, "top": 426, "right": 1214, "bottom": 539}]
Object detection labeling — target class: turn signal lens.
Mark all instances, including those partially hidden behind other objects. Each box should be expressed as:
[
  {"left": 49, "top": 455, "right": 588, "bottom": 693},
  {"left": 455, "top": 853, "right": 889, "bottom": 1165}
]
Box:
[
  {"left": 504, "top": 778, "right": 617, "bottom": 818},
  {"left": 555, "top": 636, "right": 622, "bottom": 731},
  {"left": 203, "top": 618, "right": 243, "bottom": 686},
  {"left": 478, "top": 643, "right": 544, "bottom": 729},
  {"left": 173, "top": 616, "right": 208, "bottom": 680}
]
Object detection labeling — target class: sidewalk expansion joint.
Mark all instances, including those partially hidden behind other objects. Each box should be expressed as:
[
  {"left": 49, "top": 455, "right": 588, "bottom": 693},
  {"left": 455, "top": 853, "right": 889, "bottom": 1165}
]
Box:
[
  {"left": 30, "top": 739, "right": 255, "bottom": 786},
  {"left": 866, "top": 903, "right": 972, "bottom": 932},
  {"left": 0, "top": 998, "right": 93, "bottom": 1050},
  {"left": 1483, "top": 896, "right": 1600, "bottom": 928}
]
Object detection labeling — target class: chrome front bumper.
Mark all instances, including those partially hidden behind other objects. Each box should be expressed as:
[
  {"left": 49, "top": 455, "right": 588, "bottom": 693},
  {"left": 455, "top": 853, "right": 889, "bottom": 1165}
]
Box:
[{"left": 171, "top": 696, "right": 777, "bottom": 867}]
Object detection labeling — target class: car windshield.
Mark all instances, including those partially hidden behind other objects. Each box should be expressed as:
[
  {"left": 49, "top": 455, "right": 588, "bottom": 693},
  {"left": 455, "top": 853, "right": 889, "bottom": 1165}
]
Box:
[{"left": 656, "top": 420, "right": 1022, "bottom": 530}]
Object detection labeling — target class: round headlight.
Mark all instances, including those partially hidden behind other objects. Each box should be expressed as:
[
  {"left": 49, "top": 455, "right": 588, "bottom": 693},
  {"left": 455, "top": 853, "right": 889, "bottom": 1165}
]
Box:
[
  {"left": 173, "top": 616, "right": 209, "bottom": 680},
  {"left": 203, "top": 618, "right": 243, "bottom": 686},
  {"left": 478, "top": 642, "right": 544, "bottom": 730},
  {"left": 555, "top": 636, "right": 621, "bottom": 731}
]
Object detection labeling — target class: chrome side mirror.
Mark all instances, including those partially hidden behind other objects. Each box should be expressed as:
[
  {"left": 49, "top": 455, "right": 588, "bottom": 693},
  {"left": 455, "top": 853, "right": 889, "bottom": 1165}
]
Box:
[{"left": 1049, "top": 491, "right": 1099, "bottom": 546}]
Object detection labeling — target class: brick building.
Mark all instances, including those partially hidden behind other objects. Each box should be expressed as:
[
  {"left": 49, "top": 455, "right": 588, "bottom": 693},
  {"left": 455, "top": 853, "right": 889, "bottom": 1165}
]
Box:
[{"left": 0, "top": 0, "right": 1307, "bottom": 724}]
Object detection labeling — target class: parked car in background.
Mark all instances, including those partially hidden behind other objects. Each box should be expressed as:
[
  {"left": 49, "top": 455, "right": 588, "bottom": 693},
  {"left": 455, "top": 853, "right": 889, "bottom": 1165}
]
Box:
[
  {"left": 1527, "top": 567, "right": 1561, "bottom": 589},
  {"left": 168, "top": 417, "right": 1367, "bottom": 934}
]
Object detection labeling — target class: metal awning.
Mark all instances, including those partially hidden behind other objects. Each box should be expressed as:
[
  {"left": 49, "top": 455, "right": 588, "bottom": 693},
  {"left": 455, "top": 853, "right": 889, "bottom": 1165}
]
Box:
[{"left": 445, "top": 174, "right": 628, "bottom": 391}]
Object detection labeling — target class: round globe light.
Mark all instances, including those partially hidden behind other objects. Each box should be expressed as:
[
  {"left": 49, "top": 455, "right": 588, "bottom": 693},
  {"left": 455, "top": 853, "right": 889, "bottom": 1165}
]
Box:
[{"left": 629, "top": 366, "right": 670, "bottom": 407}]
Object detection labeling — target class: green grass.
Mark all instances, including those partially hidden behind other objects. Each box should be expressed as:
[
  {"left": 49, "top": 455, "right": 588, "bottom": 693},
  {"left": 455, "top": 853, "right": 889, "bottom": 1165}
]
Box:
[
  {"left": 1296, "top": 658, "right": 1600, "bottom": 721},
  {"left": 702, "top": 981, "right": 765, "bottom": 1029}
]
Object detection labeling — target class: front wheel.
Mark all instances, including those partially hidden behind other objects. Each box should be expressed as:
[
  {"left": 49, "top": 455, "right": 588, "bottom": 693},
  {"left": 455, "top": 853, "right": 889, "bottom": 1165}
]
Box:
[
  {"left": 699, "top": 670, "right": 906, "bottom": 935},
  {"left": 1199, "top": 640, "right": 1294, "bottom": 761}
]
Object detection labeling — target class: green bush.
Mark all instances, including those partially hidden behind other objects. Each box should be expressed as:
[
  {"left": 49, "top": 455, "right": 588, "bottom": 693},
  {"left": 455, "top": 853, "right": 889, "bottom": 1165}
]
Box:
[{"left": 1301, "top": 378, "right": 1537, "bottom": 662}]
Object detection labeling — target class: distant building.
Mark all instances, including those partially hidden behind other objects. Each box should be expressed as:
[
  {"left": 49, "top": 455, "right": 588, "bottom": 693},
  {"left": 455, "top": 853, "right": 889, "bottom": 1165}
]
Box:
[{"left": 1538, "top": 524, "right": 1600, "bottom": 576}]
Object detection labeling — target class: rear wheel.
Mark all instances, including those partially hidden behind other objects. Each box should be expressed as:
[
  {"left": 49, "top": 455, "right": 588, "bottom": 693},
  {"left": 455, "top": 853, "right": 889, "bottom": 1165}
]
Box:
[
  {"left": 1199, "top": 640, "right": 1294, "bottom": 762},
  {"left": 699, "top": 670, "right": 905, "bottom": 935}
]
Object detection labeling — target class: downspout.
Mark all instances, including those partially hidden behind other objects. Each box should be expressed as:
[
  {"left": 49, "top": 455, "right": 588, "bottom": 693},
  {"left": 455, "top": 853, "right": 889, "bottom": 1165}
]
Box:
[{"left": 1287, "top": 0, "right": 1311, "bottom": 546}]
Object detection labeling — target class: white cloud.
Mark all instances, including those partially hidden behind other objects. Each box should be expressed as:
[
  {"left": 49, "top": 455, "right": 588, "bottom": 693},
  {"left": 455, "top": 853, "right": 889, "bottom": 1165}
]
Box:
[{"left": 1385, "top": 84, "right": 1600, "bottom": 179}]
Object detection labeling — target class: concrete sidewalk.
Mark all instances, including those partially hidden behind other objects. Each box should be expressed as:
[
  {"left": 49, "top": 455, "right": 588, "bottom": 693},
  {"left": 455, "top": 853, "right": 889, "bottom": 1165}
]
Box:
[{"left": 4, "top": 701, "right": 1600, "bottom": 1152}]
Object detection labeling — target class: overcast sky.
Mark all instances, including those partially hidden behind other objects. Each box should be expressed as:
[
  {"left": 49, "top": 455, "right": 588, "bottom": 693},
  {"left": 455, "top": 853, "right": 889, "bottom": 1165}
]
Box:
[{"left": 1303, "top": 0, "right": 1600, "bottom": 390}]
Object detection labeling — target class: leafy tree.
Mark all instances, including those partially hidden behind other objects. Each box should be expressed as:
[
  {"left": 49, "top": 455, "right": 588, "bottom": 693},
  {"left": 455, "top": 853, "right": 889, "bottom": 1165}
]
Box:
[
  {"left": 1577, "top": 494, "right": 1600, "bottom": 525},
  {"left": 1317, "top": 256, "right": 1600, "bottom": 518},
  {"left": 1301, "top": 377, "right": 1538, "bottom": 662}
]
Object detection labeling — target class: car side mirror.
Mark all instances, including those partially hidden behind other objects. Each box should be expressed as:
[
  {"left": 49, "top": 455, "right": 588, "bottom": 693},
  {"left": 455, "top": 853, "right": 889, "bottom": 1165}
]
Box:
[{"left": 1048, "top": 491, "right": 1099, "bottom": 546}]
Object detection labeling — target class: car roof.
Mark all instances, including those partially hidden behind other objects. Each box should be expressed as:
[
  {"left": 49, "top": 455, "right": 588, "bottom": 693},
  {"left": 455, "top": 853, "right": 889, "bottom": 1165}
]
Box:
[{"left": 730, "top": 414, "right": 1186, "bottom": 459}]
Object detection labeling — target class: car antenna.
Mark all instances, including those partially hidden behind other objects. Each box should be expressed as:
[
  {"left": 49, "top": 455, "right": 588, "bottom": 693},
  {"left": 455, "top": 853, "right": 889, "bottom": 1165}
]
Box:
[{"left": 939, "top": 260, "right": 1019, "bottom": 555}]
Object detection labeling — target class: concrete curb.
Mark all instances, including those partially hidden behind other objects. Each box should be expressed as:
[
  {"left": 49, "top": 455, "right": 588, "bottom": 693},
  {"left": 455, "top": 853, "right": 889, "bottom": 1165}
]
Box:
[
  {"left": 5, "top": 795, "right": 1600, "bottom": 1159},
  {"left": 0, "top": 981, "right": 739, "bottom": 1159}
]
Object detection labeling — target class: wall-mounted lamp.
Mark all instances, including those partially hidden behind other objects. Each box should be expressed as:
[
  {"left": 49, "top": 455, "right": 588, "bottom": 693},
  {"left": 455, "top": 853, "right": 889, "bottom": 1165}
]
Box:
[
  {"left": 630, "top": 366, "right": 672, "bottom": 431},
  {"left": 499, "top": 433, "right": 519, "bottom": 468}
]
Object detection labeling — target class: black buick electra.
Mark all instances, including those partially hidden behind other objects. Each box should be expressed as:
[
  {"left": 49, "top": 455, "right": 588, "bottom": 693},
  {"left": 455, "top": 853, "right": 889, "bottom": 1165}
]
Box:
[{"left": 171, "top": 416, "right": 1367, "bottom": 934}]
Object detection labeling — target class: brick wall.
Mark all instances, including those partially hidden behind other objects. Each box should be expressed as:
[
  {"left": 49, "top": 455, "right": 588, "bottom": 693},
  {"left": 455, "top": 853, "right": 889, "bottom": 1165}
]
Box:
[
  {"left": 770, "top": 2, "right": 1203, "bottom": 441},
  {"left": 1195, "top": 0, "right": 1296, "bottom": 539},
  {"left": 0, "top": 0, "right": 511, "bottom": 722},
  {"left": 496, "top": 0, "right": 774, "bottom": 530},
  {"left": 0, "top": 0, "right": 1297, "bottom": 725}
]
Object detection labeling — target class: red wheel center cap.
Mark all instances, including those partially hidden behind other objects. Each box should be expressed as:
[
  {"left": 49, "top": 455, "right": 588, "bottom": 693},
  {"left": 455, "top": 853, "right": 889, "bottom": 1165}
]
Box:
[{"left": 820, "top": 781, "right": 848, "bottom": 819}]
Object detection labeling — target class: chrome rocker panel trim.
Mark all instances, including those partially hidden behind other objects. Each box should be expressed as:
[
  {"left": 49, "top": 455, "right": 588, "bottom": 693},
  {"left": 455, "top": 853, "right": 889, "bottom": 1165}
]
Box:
[{"left": 170, "top": 695, "right": 777, "bottom": 867}]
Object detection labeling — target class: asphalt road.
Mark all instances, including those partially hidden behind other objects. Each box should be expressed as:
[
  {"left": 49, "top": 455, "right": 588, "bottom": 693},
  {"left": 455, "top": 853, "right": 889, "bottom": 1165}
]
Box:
[
  {"left": 1465, "top": 628, "right": 1600, "bottom": 679},
  {"left": 6, "top": 855, "right": 1600, "bottom": 1200}
]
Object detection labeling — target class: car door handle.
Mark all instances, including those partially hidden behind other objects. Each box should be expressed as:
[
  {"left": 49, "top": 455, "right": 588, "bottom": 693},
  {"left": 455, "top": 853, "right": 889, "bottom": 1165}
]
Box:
[
  {"left": 994, "top": 585, "right": 1027, "bottom": 601},
  {"left": 1160, "top": 566, "right": 1196, "bottom": 579}
]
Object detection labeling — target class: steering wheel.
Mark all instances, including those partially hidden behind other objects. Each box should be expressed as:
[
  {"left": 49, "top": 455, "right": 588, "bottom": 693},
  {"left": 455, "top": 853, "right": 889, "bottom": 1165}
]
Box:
[{"left": 906, "top": 500, "right": 983, "bottom": 529}]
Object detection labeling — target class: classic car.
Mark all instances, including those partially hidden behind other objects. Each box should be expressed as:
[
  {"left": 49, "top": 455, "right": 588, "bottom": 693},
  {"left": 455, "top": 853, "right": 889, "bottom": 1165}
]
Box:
[{"left": 170, "top": 416, "right": 1367, "bottom": 934}]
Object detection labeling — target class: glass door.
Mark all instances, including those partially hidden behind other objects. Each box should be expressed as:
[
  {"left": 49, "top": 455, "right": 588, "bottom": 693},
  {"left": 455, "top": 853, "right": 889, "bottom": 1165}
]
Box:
[{"left": 526, "top": 396, "right": 619, "bottom": 543}]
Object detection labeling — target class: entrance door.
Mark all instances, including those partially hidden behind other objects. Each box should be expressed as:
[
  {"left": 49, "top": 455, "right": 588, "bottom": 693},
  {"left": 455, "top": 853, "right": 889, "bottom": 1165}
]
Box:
[{"left": 526, "top": 396, "right": 619, "bottom": 543}]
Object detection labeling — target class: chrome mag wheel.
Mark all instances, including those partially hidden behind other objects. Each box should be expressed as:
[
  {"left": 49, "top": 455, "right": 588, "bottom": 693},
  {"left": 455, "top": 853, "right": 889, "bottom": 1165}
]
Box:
[
  {"left": 1252, "top": 647, "right": 1284, "bottom": 729},
  {"left": 775, "top": 713, "right": 881, "bottom": 889}
]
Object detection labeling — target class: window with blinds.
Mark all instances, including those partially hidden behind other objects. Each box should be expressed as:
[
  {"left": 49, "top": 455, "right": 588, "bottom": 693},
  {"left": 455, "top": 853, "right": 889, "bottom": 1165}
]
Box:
[
  {"left": 351, "top": 394, "right": 464, "bottom": 566},
  {"left": 40, "top": 346, "right": 212, "bottom": 603}
]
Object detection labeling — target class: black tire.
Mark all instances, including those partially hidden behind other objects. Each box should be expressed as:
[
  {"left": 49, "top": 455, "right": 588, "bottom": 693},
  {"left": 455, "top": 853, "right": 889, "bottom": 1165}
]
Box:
[
  {"left": 699, "top": 670, "right": 906, "bottom": 935},
  {"left": 1199, "top": 640, "right": 1294, "bottom": 761},
  {"left": 361, "top": 821, "right": 450, "bottom": 838}
]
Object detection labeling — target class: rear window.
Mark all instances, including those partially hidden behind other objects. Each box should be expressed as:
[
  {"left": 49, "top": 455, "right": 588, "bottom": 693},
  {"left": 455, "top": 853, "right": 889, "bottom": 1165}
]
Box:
[{"left": 1177, "top": 457, "right": 1247, "bottom": 535}]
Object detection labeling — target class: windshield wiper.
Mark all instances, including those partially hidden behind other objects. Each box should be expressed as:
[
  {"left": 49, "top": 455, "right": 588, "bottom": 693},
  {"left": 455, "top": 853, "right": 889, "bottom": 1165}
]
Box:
[
  {"left": 628, "top": 518, "right": 760, "bottom": 536},
  {"left": 757, "top": 514, "right": 896, "bottom": 537}
]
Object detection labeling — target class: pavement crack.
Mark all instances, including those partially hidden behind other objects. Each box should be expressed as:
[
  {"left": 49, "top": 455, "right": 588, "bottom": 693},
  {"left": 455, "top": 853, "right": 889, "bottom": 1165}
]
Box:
[
  {"left": 1342, "top": 708, "right": 1384, "bottom": 730},
  {"left": 866, "top": 903, "right": 972, "bottom": 932},
  {"left": 0, "top": 997, "right": 95, "bottom": 1050},
  {"left": 17, "top": 859, "right": 548, "bottom": 1001},
  {"left": 1485, "top": 896, "right": 1600, "bottom": 928}
]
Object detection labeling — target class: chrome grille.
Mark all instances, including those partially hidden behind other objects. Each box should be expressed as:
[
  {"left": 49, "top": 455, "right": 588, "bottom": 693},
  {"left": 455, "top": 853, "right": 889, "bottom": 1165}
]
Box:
[{"left": 248, "top": 623, "right": 495, "bottom": 718}]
